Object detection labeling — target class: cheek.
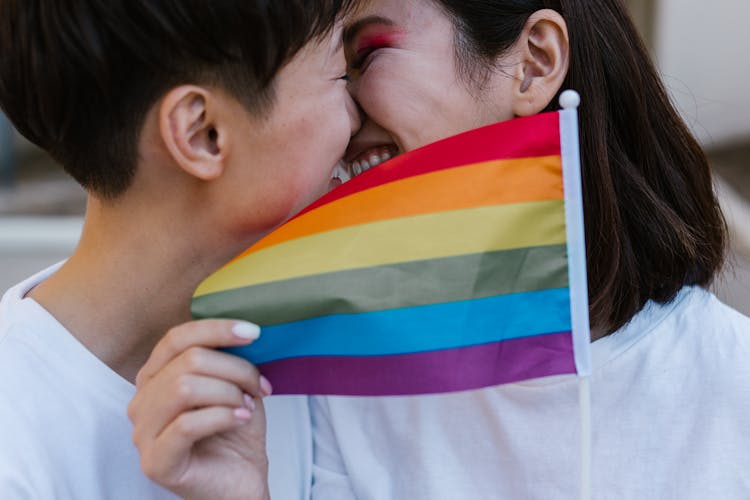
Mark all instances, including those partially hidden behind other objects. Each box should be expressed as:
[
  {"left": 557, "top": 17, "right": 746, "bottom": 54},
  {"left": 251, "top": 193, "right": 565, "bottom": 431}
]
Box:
[
  {"left": 356, "top": 56, "right": 473, "bottom": 151},
  {"left": 305, "top": 89, "right": 353, "bottom": 153},
  {"left": 286, "top": 102, "right": 351, "bottom": 201},
  {"left": 357, "top": 68, "right": 427, "bottom": 145},
  {"left": 358, "top": 77, "right": 393, "bottom": 117}
]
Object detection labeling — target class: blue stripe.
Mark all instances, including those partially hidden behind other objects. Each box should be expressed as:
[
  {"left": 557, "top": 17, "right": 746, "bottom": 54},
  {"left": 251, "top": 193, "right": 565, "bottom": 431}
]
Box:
[{"left": 226, "top": 288, "right": 572, "bottom": 364}]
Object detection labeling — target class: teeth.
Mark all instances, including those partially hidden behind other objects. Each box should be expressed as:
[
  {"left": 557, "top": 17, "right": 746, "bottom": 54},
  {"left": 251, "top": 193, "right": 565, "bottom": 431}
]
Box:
[
  {"left": 331, "top": 161, "right": 351, "bottom": 183},
  {"left": 341, "top": 146, "right": 400, "bottom": 182}
]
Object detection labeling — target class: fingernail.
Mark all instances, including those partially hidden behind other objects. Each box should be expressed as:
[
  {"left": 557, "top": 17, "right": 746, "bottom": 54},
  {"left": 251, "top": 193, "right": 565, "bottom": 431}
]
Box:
[
  {"left": 260, "top": 376, "right": 273, "bottom": 397},
  {"left": 232, "top": 321, "right": 261, "bottom": 340},
  {"left": 234, "top": 407, "right": 253, "bottom": 421},
  {"left": 243, "top": 393, "right": 256, "bottom": 411}
]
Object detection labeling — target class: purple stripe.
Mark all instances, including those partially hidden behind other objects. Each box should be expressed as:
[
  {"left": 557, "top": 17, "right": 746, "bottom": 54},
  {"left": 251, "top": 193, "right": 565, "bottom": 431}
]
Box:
[{"left": 258, "top": 331, "right": 575, "bottom": 396}]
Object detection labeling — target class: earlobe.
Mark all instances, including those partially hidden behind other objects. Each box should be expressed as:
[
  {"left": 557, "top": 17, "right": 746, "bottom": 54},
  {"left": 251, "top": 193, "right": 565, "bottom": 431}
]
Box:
[
  {"left": 159, "top": 86, "right": 226, "bottom": 181},
  {"left": 512, "top": 9, "right": 570, "bottom": 117}
]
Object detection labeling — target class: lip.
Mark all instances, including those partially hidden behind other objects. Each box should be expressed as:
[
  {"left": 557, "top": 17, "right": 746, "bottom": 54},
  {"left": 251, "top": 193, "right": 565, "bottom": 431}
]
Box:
[
  {"left": 345, "top": 141, "right": 399, "bottom": 164},
  {"left": 328, "top": 176, "right": 344, "bottom": 192}
]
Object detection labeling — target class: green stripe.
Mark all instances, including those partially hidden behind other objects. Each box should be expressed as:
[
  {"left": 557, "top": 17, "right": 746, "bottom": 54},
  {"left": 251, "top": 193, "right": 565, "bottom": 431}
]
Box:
[{"left": 192, "top": 244, "right": 567, "bottom": 326}]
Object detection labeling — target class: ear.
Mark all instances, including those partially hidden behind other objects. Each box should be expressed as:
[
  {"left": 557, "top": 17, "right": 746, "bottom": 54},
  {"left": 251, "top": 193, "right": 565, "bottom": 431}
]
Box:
[
  {"left": 158, "top": 85, "right": 227, "bottom": 181},
  {"left": 511, "top": 9, "right": 570, "bottom": 117}
]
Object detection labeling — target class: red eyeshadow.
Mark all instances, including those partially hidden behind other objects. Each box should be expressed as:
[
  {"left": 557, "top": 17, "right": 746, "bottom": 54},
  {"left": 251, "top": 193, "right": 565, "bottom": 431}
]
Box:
[{"left": 356, "top": 31, "right": 402, "bottom": 56}]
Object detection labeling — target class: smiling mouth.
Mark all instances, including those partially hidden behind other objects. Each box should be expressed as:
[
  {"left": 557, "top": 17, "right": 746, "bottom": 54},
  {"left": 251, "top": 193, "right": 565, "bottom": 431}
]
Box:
[{"left": 331, "top": 144, "right": 400, "bottom": 186}]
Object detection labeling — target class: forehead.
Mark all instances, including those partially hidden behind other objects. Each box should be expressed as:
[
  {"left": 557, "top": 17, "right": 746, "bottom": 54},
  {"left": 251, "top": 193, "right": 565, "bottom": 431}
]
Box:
[
  {"left": 350, "top": 0, "right": 413, "bottom": 16},
  {"left": 285, "top": 23, "right": 345, "bottom": 70},
  {"left": 345, "top": 0, "right": 442, "bottom": 33}
]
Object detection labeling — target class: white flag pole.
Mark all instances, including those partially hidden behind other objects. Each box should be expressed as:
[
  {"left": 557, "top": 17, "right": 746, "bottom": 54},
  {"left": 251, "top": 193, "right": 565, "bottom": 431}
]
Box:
[{"left": 559, "top": 89, "right": 592, "bottom": 500}]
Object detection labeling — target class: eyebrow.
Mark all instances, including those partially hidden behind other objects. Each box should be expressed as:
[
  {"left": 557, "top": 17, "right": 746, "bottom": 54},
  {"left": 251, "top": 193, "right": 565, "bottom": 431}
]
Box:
[{"left": 343, "top": 15, "right": 395, "bottom": 46}]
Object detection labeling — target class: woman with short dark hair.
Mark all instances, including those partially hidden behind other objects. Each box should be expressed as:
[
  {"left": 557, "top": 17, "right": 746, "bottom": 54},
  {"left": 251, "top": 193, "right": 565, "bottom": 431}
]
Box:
[{"left": 0, "top": 1, "right": 359, "bottom": 498}]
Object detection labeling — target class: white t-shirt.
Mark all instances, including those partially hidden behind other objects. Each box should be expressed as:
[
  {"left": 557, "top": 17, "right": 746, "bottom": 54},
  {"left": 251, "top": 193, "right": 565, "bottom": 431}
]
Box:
[
  {"left": 0, "top": 265, "right": 311, "bottom": 500},
  {"left": 311, "top": 287, "right": 750, "bottom": 500}
]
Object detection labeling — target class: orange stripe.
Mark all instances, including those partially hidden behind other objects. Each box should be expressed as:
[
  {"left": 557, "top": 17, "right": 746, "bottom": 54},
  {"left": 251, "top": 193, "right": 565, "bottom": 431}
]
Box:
[{"left": 237, "top": 155, "right": 561, "bottom": 258}]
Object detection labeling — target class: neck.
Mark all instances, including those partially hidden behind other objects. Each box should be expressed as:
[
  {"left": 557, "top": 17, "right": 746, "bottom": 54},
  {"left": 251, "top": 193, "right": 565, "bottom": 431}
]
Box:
[{"left": 29, "top": 196, "right": 246, "bottom": 383}]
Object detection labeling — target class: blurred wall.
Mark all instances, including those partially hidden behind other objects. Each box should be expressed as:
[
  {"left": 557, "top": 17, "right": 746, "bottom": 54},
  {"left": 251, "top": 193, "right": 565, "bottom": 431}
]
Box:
[{"left": 652, "top": 0, "right": 750, "bottom": 147}]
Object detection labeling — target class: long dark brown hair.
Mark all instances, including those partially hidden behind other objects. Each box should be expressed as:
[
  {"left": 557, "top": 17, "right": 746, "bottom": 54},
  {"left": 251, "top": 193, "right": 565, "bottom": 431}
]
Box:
[{"left": 434, "top": 0, "right": 727, "bottom": 335}]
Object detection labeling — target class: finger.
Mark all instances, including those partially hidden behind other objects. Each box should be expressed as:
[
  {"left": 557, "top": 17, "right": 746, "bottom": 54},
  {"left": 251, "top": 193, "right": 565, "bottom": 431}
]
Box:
[
  {"left": 137, "top": 319, "right": 260, "bottom": 387},
  {"left": 130, "top": 347, "right": 270, "bottom": 447},
  {"left": 139, "top": 406, "right": 254, "bottom": 487},
  {"left": 170, "top": 346, "right": 270, "bottom": 399},
  {"left": 131, "top": 373, "right": 252, "bottom": 446}
]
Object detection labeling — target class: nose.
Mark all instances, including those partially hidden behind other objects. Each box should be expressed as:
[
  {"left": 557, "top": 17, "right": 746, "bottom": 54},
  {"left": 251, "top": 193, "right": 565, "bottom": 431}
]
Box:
[{"left": 346, "top": 92, "right": 363, "bottom": 137}]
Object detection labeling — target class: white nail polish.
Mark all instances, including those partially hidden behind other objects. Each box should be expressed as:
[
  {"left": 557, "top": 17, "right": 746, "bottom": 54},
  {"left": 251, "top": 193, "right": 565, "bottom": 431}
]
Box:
[{"left": 232, "top": 321, "right": 261, "bottom": 340}]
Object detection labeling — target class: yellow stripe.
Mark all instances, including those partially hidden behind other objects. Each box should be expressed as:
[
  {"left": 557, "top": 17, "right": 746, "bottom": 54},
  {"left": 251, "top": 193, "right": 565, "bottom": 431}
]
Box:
[{"left": 195, "top": 200, "right": 566, "bottom": 297}]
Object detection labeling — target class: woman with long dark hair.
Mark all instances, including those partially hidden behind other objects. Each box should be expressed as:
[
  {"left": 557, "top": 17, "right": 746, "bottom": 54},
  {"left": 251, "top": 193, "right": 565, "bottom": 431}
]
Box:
[{"left": 308, "top": 1, "right": 748, "bottom": 498}]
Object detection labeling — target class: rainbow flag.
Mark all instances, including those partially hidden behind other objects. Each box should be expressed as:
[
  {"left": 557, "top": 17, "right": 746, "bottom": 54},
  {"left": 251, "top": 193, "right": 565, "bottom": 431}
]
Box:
[{"left": 192, "top": 103, "right": 591, "bottom": 396}]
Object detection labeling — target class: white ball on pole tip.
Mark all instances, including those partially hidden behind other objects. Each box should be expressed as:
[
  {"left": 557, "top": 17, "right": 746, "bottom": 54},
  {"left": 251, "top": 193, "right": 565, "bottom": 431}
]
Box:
[{"left": 559, "top": 90, "right": 581, "bottom": 110}]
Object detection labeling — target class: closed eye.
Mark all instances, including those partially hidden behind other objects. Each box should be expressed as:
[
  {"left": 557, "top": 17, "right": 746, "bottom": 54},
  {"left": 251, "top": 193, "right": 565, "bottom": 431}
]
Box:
[
  {"left": 350, "top": 46, "right": 377, "bottom": 72},
  {"left": 349, "top": 32, "right": 398, "bottom": 74}
]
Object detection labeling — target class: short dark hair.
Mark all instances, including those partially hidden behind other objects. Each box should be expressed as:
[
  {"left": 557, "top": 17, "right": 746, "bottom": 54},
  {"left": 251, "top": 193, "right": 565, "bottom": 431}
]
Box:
[
  {"left": 0, "top": 0, "right": 353, "bottom": 198},
  {"left": 432, "top": 0, "right": 727, "bottom": 334}
]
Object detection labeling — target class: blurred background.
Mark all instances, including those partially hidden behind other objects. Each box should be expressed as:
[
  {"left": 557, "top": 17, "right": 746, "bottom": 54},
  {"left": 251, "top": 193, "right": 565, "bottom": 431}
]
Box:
[{"left": 1, "top": 0, "right": 749, "bottom": 314}]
